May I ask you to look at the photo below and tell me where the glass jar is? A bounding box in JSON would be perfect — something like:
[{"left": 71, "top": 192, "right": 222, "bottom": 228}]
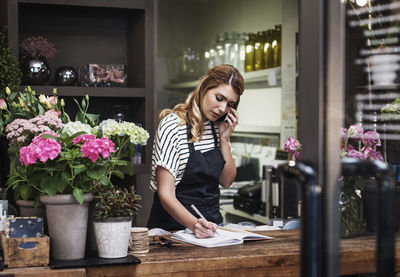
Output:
[
  {"left": 215, "top": 33, "right": 225, "bottom": 65},
  {"left": 224, "top": 32, "right": 233, "bottom": 65},
  {"left": 340, "top": 178, "right": 365, "bottom": 238}
]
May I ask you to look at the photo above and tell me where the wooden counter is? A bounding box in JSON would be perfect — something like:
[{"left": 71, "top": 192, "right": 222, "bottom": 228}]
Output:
[
  {"left": 86, "top": 230, "right": 400, "bottom": 277},
  {"left": 1, "top": 230, "right": 399, "bottom": 277}
]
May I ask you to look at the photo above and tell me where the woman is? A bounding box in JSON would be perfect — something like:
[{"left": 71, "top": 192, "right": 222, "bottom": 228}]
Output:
[{"left": 147, "top": 64, "right": 244, "bottom": 238}]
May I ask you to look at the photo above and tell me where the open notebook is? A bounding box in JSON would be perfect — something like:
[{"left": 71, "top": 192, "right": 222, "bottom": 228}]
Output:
[{"left": 171, "top": 228, "right": 273, "bottom": 248}]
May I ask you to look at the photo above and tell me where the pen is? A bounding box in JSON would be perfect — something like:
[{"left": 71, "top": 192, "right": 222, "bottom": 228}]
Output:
[
  {"left": 190, "top": 204, "right": 206, "bottom": 220},
  {"left": 190, "top": 204, "right": 240, "bottom": 233}
]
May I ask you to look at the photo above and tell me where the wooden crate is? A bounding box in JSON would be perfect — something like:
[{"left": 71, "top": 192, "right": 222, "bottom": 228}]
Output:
[{"left": 1, "top": 235, "right": 49, "bottom": 268}]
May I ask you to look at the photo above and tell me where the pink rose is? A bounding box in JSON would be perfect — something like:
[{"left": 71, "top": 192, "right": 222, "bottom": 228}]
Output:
[
  {"left": 347, "top": 124, "right": 364, "bottom": 141},
  {"left": 362, "top": 131, "right": 381, "bottom": 147},
  {"left": 347, "top": 149, "right": 365, "bottom": 160}
]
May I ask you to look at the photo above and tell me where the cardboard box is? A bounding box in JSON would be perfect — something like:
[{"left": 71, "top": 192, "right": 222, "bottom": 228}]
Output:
[{"left": 1, "top": 235, "right": 49, "bottom": 268}]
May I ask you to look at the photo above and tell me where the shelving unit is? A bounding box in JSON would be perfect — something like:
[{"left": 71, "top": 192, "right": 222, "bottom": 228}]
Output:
[
  {"left": 1, "top": 0, "right": 156, "bottom": 174},
  {"left": 163, "top": 67, "right": 281, "bottom": 91}
]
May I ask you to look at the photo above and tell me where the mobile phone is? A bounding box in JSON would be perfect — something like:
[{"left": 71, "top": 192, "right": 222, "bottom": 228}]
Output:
[{"left": 217, "top": 113, "right": 228, "bottom": 122}]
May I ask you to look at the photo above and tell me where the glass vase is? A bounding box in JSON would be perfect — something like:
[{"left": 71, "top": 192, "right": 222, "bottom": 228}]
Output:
[{"left": 339, "top": 190, "right": 365, "bottom": 238}]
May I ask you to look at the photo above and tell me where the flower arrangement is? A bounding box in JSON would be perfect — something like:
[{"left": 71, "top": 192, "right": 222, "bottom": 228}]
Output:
[
  {"left": 20, "top": 36, "right": 56, "bottom": 59},
  {"left": 283, "top": 124, "right": 383, "bottom": 237},
  {"left": 3, "top": 87, "right": 149, "bottom": 208}
]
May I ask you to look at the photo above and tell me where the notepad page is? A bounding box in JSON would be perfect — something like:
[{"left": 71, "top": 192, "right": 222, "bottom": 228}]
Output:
[{"left": 171, "top": 229, "right": 273, "bottom": 248}]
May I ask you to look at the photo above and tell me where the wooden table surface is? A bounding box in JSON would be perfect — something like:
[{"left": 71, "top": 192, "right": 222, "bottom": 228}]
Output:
[
  {"left": 1, "top": 230, "right": 399, "bottom": 277},
  {"left": 86, "top": 229, "right": 400, "bottom": 277}
]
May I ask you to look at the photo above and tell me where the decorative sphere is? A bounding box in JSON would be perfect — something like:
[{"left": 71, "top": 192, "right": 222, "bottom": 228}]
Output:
[
  {"left": 55, "top": 66, "right": 77, "bottom": 86},
  {"left": 23, "top": 58, "right": 51, "bottom": 85}
]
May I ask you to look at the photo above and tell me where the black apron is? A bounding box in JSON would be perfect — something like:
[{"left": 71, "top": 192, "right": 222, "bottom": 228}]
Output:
[{"left": 147, "top": 123, "right": 226, "bottom": 231}]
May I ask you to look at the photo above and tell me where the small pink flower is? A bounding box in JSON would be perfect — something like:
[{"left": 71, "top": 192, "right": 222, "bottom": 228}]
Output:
[
  {"left": 48, "top": 96, "right": 58, "bottom": 106},
  {"left": 0, "top": 99, "right": 6, "bottom": 110}
]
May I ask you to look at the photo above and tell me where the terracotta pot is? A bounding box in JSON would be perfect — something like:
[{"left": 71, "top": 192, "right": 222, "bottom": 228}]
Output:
[
  {"left": 40, "top": 193, "right": 93, "bottom": 261},
  {"left": 93, "top": 216, "right": 132, "bottom": 258}
]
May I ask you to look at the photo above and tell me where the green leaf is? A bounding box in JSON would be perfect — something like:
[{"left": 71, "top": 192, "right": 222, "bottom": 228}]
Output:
[
  {"left": 87, "top": 167, "right": 106, "bottom": 179},
  {"left": 19, "top": 184, "right": 32, "bottom": 200},
  {"left": 73, "top": 188, "right": 84, "bottom": 204},
  {"left": 112, "top": 169, "right": 125, "bottom": 180},
  {"left": 41, "top": 178, "right": 58, "bottom": 196},
  {"left": 86, "top": 113, "right": 100, "bottom": 122},
  {"left": 56, "top": 180, "right": 67, "bottom": 194},
  {"left": 74, "top": 165, "right": 87, "bottom": 176},
  {"left": 99, "top": 175, "right": 112, "bottom": 186},
  {"left": 75, "top": 112, "right": 86, "bottom": 124},
  {"left": 113, "top": 160, "right": 129, "bottom": 166}
]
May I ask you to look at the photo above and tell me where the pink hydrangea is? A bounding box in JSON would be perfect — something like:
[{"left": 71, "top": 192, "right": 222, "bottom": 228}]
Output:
[
  {"left": 72, "top": 134, "right": 96, "bottom": 145},
  {"left": 19, "top": 133, "right": 61, "bottom": 166},
  {"left": 80, "top": 137, "right": 115, "bottom": 163}
]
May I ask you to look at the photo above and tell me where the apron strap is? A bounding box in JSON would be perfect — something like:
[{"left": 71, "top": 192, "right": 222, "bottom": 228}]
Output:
[
  {"left": 186, "top": 122, "right": 219, "bottom": 153},
  {"left": 186, "top": 124, "right": 195, "bottom": 154},
  {"left": 210, "top": 122, "right": 218, "bottom": 148}
]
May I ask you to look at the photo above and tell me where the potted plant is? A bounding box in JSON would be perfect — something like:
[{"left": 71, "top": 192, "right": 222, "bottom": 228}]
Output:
[
  {"left": 284, "top": 124, "right": 384, "bottom": 238},
  {"left": 92, "top": 183, "right": 141, "bottom": 258},
  {"left": 20, "top": 36, "right": 56, "bottom": 85}
]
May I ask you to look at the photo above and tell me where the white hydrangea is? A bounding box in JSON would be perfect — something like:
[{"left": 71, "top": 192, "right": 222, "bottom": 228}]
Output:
[
  {"left": 62, "top": 121, "right": 92, "bottom": 136},
  {"left": 99, "top": 119, "right": 149, "bottom": 145}
]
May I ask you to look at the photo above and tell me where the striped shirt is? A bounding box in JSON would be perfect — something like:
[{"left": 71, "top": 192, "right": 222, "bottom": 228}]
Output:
[{"left": 150, "top": 113, "right": 222, "bottom": 191}]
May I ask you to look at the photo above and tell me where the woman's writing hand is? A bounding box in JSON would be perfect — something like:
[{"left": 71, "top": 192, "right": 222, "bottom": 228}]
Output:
[
  {"left": 218, "top": 108, "right": 238, "bottom": 141},
  {"left": 193, "top": 218, "right": 217, "bottom": 238}
]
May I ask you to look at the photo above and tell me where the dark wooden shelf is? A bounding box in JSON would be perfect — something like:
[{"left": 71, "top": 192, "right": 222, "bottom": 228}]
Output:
[
  {"left": 18, "top": 86, "right": 146, "bottom": 97},
  {"left": 18, "top": 0, "right": 147, "bottom": 9}
]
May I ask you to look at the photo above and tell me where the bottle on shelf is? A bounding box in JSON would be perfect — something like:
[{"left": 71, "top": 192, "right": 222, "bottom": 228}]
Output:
[
  {"left": 272, "top": 24, "right": 282, "bottom": 67},
  {"left": 254, "top": 31, "right": 264, "bottom": 71},
  {"left": 263, "top": 30, "right": 274, "bottom": 69},
  {"left": 245, "top": 33, "right": 256, "bottom": 72}
]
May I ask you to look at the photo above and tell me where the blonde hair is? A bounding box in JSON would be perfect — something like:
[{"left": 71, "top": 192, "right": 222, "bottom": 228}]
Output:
[{"left": 160, "top": 64, "right": 244, "bottom": 142}]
